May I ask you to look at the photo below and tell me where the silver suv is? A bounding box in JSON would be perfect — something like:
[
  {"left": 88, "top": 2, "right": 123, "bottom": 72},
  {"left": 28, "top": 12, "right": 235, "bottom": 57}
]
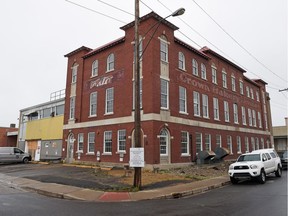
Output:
[{"left": 228, "top": 149, "right": 282, "bottom": 184}]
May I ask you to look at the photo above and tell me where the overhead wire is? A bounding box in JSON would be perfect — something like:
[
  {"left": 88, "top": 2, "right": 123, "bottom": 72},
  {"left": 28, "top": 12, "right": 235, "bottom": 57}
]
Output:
[
  {"left": 191, "top": 0, "right": 287, "bottom": 84},
  {"left": 156, "top": 0, "right": 286, "bottom": 90},
  {"left": 65, "top": 0, "right": 126, "bottom": 24}
]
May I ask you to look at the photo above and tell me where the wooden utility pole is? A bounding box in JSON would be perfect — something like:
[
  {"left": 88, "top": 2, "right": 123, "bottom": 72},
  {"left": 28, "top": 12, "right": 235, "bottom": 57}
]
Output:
[{"left": 133, "top": 0, "right": 142, "bottom": 189}]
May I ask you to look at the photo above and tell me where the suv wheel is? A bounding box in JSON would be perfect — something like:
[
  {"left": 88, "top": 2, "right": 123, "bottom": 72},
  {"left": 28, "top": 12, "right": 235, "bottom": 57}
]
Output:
[
  {"left": 257, "top": 170, "right": 266, "bottom": 184},
  {"left": 275, "top": 165, "right": 282, "bottom": 177}
]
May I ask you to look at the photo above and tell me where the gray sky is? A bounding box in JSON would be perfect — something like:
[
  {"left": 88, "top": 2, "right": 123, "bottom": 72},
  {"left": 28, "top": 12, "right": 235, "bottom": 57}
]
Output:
[{"left": 0, "top": 0, "right": 287, "bottom": 127}]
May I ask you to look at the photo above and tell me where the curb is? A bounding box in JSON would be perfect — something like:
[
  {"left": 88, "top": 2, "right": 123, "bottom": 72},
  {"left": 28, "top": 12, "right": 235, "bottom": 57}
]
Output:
[{"left": 153, "top": 180, "right": 231, "bottom": 200}]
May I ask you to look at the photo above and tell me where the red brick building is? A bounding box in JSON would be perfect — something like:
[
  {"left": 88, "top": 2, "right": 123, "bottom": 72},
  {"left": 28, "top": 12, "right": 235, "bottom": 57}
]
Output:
[
  {"left": 0, "top": 124, "right": 18, "bottom": 147},
  {"left": 62, "top": 12, "right": 273, "bottom": 165}
]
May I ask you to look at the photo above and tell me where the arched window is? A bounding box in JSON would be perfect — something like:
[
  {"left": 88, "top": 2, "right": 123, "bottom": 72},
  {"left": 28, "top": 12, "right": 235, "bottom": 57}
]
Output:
[
  {"left": 192, "top": 59, "right": 198, "bottom": 76},
  {"left": 160, "top": 35, "right": 168, "bottom": 62},
  {"left": 178, "top": 52, "right": 185, "bottom": 70},
  {"left": 92, "top": 60, "right": 98, "bottom": 77},
  {"left": 107, "top": 53, "right": 114, "bottom": 72},
  {"left": 159, "top": 129, "right": 168, "bottom": 156}
]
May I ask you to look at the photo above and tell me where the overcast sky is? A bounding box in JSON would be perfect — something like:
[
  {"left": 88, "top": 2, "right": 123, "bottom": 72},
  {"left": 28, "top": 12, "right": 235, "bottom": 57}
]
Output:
[{"left": 0, "top": 0, "right": 287, "bottom": 127}]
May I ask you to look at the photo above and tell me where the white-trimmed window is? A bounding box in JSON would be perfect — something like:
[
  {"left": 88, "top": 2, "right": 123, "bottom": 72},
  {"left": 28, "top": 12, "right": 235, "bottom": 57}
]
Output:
[
  {"left": 104, "top": 131, "right": 112, "bottom": 154},
  {"left": 71, "top": 64, "right": 78, "bottom": 83},
  {"left": 212, "top": 65, "right": 217, "bottom": 84},
  {"left": 262, "top": 91, "right": 266, "bottom": 104},
  {"left": 239, "top": 80, "right": 244, "bottom": 95},
  {"left": 69, "top": 96, "right": 75, "bottom": 119},
  {"left": 245, "top": 136, "right": 249, "bottom": 153},
  {"left": 92, "top": 60, "right": 98, "bottom": 77},
  {"left": 255, "top": 137, "right": 259, "bottom": 150},
  {"left": 202, "top": 94, "right": 209, "bottom": 118},
  {"left": 193, "top": 91, "right": 201, "bottom": 116},
  {"left": 160, "top": 35, "right": 168, "bottom": 62},
  {"left": 231, "top": 75, "right": 236, "bottom": 91},
  {"left": 117, "top": 130, "right": 126, "bottom": 152},
  {"left": 224, "top": 101, "right": 229, "bottom": 122},
  {"left": 179, "top": 86, "right": 187, "bottom": 113},
  {"left": 181, "top": 131, "right": 189, "bottom": 155},
  {"left": 246, "top": 86, "right": 250, "bottom": 98},
  {"left": 161, "top": 79, "right": 169, "bottom": 109},
  {"left": 233, "top": 103, "right": 239, "bottom": 124},
  {"left": 213, "top": 98, "right": 219, "bottom": 120},
  {"left": 252, "top": 110, "right": 257, "bottom": 127},
  {"left": 248, "top": 108, "right": 252, "bottom": 126},
  {"left": 261, "top": 138, "right": 265, "bottom": 149},
  {"left": 105, "top": 87, "right": 114, "bottom": 114},
  {"left": 107, "top": 53, "right": 114, "bottom": 72},
  {"left": 250, "top": 88, "right": 254, "bottom": 99},
  {"left": 77, "top": 133, "right": 84, "bottom": 152},
  {"left": 192, "top": 59, "right": 198, "bottom": 76},
  {"left": 201, "top": 63, "right": 207, "bottom": 79},
  {"left": 89, "top": 92, "right": 97, "bottom": 117},
  {"left": 178, "top": 52, "right": 185, "bottom": 70},
  {"left": 222, "top": 70, "right": 227, "bottom": 88},
  {"left": 205, "top": 134, "right": 211, "bottom": 151},
  {"left": 256, "top": 91, "right": 260, "bottom": 102},
  {"left": 251, "top": 137, "right": 255, "bottom": 151},
  {"left": 227, "top": 135, "right": 233, "bottom": 154},
  {"left": 264, "top": 114, "right": 268, "bottom": 130},
  {"left": 241, "top": 106, "right": 246, "bottom": 125},
  {"left": 237, "top": 136, "right": 241, "bottom": 154},
  {"left": 258, "top": 112, "right": 262, "bottom": 128},
  {"left": 159, "top": 129, "right": 168, "bottom": 155},
  {"left": 216, "top": 135, "right": 222, "bottom": 147},
  {"left": 88, "top": 132, "right": 95, "bottom": 154},
  {"left": 195, "top": 133, "right": 203, "bottom": 153}
]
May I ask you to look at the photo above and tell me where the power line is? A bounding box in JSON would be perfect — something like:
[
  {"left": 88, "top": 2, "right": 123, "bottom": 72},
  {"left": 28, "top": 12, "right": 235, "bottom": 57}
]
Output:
[
  {"left": 96, "top": 0, "right": 134, "bottom": 16},
  {"left": 156, "top": 0, "right": 286, "bottom": 89},
  {"left": 191, "top": 0, "right": 288, "bottom": 84},
  {"left": 65, "top": 0, "right": 126, "bottom": 24}
]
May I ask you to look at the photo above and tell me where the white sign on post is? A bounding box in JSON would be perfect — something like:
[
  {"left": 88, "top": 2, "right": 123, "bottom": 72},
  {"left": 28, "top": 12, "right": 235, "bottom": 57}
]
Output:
[{"left": 129, "top": 147, "right": 145, "bottom": 167}]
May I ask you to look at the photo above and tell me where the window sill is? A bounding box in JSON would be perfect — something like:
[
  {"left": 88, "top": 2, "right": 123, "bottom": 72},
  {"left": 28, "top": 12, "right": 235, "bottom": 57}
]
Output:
[
  {"left": 102, "top": 153, "right": 112, "bottom": 156},
  {"left": 89, "top": 115, "right": 97, "bottom": 118},
  {"left": 86, "top": 153, "right": 95, "bottom": 156},
  {"left": 181, "top": 154, "right": 191, "bottom": 157},
  {"left": 76, "top": 150, "right": 83, "bottom": 154},
  {"left": 116, "top": 151, "right": 126, "bottom": 154},
  {"left": 160, "top": 107, "right": 169, "bottom": 111},
  {"left": 179, "top": 111, "right": 188, "bottom": 115},
  {"left": 104, "top": 112, "right": 114, "bottom": 116}
]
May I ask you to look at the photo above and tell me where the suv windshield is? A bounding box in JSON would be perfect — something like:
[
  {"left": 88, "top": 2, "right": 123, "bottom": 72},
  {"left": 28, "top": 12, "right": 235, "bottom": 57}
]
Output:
[{"left": 237, "top": 154, "right": 260, "bottom": 162}]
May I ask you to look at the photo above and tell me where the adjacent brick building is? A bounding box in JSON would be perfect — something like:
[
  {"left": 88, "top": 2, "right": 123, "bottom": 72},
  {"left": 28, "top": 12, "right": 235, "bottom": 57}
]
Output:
[
  {"left": 0, "top": 124, "right": 18, "bottom": 147},
  {"left": 62, "top": 12, "right": 273, "bottom": 166}
]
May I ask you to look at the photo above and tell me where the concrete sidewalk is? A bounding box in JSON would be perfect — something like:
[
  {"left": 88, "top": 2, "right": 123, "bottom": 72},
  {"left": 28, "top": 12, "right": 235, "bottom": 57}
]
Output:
[{"left": 0, "top": 173, "right": 230, "bottom": 202}]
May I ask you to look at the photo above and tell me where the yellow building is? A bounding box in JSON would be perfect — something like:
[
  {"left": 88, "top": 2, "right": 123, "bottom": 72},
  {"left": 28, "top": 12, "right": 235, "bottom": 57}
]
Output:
[{"left": 18, "top": 90, "right": 65, "bottom": 161}]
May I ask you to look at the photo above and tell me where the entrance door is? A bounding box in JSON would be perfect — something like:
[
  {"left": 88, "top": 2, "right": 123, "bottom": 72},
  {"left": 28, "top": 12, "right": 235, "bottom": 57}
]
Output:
[
  {"left": 67, "top": 133, "right": 75, "bottom": 163},
  {"left": 159, "top": 129, "right": 170, "bottom": 164},
  {"left": 27, "top": 140, "right": 38, "bottom": 161}
]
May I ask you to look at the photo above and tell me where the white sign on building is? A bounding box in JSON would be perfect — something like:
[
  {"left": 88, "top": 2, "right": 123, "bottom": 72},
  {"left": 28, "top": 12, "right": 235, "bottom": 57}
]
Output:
[{"left": 129, "top": 147, "right": 145, "bottom": 167}]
